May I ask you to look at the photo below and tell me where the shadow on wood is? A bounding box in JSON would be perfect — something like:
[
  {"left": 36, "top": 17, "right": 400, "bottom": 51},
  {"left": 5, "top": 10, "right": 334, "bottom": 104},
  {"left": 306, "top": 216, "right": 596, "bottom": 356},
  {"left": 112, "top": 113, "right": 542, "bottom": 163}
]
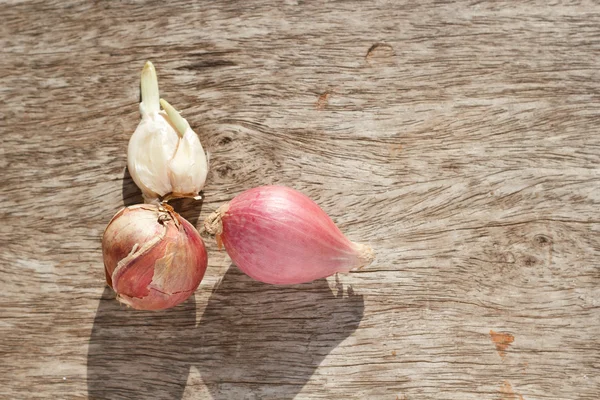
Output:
[
  {"left": 193, "top": 265, "right": 364, "bottom": 399},
  {"left": 121, "top": 167, "right": 143, "bottom": 207},
  {"left": 87, "top": 287, "right": 197, "bottom": 400},
  {"left": 121, "top": 167, "right": 204, "bottom": 227},
  {"left": 168, "top": 196, "right": 204, "bottom": 229},
  {"left": 87, "top": 266, "right": 364, "bottom": 399}
]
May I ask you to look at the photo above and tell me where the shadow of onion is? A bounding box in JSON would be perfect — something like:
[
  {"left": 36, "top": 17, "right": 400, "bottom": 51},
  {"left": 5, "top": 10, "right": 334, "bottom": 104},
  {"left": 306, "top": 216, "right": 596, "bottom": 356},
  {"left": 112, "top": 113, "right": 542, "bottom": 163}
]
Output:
[
  {"left": 192, "top": 265, "right": 364, "bottom": 399},
  {"left": 87, "top": 266, "right": 364, "bottom": 399},
  {"left": 87, "top": 287, "right": 197, "bottom": 400}
]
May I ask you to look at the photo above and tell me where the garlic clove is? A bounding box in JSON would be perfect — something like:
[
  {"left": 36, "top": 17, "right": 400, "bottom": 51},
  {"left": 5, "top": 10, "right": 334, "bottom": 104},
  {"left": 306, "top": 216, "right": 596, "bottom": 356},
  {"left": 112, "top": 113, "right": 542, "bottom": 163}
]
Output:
[
  {"left": 127, "top": 115, "right": 180, "bottom": 201},
  {"left": 140, "top": 61, "right": 160, "bottom": 115},
  {"left": 160, "top": 98, "right": 188, "bottom": 138},
  {"left": 128, "top": 62, "right": 180, "bottom": 201},
  {"left": 127, "top": 63, "right": 209, "bottom": 203},
  {"left": 161, "top": 99, "right": 209, "bottom": 198}
]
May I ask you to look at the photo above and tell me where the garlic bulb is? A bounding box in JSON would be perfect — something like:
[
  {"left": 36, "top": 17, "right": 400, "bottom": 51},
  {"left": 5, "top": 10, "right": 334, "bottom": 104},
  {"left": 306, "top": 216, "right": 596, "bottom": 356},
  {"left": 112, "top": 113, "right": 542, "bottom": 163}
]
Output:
[
  {"left": 128, "top": 61, "right": 208, "bottom": 204},
  {"left": 102, "top": 204, "right": 208, "bottom": 310}
]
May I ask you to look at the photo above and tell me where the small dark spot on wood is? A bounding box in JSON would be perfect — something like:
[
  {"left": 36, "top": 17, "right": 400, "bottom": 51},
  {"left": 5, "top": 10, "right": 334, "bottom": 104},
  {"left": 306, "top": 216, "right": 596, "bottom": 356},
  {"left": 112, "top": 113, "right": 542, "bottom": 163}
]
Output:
[
  {"left": 217, "top": 165, "right": 233, "bottom": 178},
  {"left": 442, "top": 161, "right": 460, "bottom": 171},
  {"left": 365, "top": 42, "right": 395, "bottom": 61},
  {"left": 534, "top": 234, "right": 551, "bottom": 246},
  {"left": 176, "top": 60, "right": 237, "bottom": 71},
  {"left": 523, "top": 255, "right": 538, "bottom": 267},
  {"left": 219, "top": 136, "right": 233, "bottom": 145}
]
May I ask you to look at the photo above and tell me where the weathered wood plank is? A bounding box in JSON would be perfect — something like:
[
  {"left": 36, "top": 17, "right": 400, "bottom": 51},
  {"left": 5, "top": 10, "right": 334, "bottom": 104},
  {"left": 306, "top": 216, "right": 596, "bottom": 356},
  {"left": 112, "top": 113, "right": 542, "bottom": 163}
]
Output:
[{"left": 1, "top": 1, "right": 599, "bottom": 399}]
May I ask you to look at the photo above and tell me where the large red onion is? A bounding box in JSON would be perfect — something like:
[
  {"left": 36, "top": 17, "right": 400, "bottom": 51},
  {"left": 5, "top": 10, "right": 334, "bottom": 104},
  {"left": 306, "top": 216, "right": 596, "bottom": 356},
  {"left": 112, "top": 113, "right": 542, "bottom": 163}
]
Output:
[
  {"left": 102, "top": 204, "right": 208, "bottom": 310},
  {"left": 204, "top": 186, "right": 374, "bottom": 284}
]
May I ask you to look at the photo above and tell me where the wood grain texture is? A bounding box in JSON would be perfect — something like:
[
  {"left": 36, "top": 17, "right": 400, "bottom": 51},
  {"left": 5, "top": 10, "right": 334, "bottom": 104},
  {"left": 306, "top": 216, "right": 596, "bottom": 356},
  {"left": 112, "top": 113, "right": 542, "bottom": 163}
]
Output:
[{"left": 1, "top": 1, "right": 599, "bottom": 399}]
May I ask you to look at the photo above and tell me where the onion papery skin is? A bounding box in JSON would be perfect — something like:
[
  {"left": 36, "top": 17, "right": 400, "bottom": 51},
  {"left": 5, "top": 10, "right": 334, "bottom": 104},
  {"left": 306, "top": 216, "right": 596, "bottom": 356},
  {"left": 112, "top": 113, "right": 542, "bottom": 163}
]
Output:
[
  {"left": 102, "top": 204, "right": 208, "bottom": 310},
  {"left": 206, "top": 186, "right": 374, "bottom": 284}
]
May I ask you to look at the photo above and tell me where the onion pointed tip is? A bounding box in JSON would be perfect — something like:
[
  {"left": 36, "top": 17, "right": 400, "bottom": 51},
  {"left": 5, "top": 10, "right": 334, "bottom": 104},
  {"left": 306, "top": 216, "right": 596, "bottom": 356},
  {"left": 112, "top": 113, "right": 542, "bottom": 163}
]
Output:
[
  {"left": 352, "top": 243, "right": 375, "bottom": 271},
  {"left": 160, "top": 98, "right": 189, "bottom": 138}
]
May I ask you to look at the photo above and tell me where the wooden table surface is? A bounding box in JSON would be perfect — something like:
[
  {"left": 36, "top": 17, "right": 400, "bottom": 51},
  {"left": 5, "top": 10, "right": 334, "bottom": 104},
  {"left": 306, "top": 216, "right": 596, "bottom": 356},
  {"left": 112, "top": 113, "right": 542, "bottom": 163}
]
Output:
[{"left": 1, "top": 1, "right": 599, "bottom": 399}]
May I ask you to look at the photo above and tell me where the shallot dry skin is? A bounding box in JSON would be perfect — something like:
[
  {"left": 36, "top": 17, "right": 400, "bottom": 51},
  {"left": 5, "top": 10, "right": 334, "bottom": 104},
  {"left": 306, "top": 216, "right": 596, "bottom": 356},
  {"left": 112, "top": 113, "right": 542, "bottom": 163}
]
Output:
[
  {"left": 204, "top": 186, "right": 374, "bottom": 284},
  {"left": 103, "top": 204, "right": 208, "bottom": 310}
]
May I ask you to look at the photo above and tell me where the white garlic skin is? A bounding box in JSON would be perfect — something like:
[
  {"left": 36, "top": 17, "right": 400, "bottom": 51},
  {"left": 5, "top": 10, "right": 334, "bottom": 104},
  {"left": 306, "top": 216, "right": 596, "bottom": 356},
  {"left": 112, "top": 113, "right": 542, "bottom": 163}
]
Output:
[
  {"left": 127, "top": 61, "right": 208, "bottom": 203},
  {"left": 167, "top": 121, "right": 209, "bottom": 197},
  {"left": 127, "top": 109, "right": 208, "bottom": 202}
]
